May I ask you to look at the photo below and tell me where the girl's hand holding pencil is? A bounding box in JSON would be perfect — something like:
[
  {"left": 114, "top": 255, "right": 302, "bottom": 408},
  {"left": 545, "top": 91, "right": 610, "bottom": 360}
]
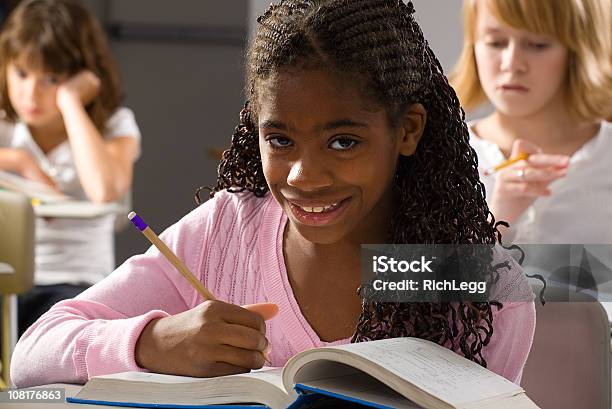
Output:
[
  {"left": 134, "top": 300, "right": 277, "bottom": 377},
  {"left": 129, "top": 212, "right": 278, "bottom": 377},
  {"left": 488, "top": 139, "right": 570, "bottom": 225}
]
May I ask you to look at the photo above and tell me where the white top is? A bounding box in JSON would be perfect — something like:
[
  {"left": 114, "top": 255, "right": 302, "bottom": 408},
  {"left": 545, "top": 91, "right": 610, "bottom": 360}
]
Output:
[
  {"left": 470, "top": 121, "right": 612, "bottom": 318},
  {"left": 469, "top": 121, "right": 612, "bottom": 244},
  {"left": 0, "top": 107, "right": 141, "bottom": 285}
]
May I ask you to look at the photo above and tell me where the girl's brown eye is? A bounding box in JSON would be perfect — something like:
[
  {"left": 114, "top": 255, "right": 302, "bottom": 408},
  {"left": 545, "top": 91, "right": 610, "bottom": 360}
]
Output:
[
  {"left": 268, "top": 136, "right": 292, "bottom": 149},
  {"left": 46, "top": 75, "right": 59, "bottom": 85},
  {"left": 330, "top": 137, "right": 358, "bottom": 151}
]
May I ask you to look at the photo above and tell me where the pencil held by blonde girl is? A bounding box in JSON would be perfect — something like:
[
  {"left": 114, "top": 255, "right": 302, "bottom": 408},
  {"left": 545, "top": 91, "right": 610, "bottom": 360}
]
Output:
[{"left": 482, "top": 152, "right": 528, "bottom": 176}]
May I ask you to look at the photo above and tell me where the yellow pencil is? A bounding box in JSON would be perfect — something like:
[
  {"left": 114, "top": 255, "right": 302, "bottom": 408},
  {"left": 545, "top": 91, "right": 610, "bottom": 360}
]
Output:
[
  {"left": 128, "top": 211, "right": 271, "bottom": 364},
  {"left": 128, "top": 211, "right": 216, "bottom": 301},
  {"left": 483, "top": 152, "right": 529, "bottom": 176}
]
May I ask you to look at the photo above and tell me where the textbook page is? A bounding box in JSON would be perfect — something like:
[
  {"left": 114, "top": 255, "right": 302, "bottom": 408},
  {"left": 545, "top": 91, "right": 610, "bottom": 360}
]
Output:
[
  {"left": 99, "top": 368, "right": 285, "bottom": 388},
  {"left": 70, "top": 368, "right": 293, "bottom": 409},
  {"left": 285, "top": 338, "right": 523, "bottom": 408}
]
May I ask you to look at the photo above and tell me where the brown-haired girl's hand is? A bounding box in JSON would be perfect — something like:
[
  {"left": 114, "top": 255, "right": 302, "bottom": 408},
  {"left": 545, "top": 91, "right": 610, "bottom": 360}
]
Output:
[
  {"left": 15, "top": 149, "right": 60, "bottom": 191},
  {"left": 134, "top": 300, "right": 278, "bottom": 377},
  {"left": 56, "top": 70, "right": 101, "bottom": 110},
  {"left": 489, "top": 139, "right": 569, "bottom": 225}
]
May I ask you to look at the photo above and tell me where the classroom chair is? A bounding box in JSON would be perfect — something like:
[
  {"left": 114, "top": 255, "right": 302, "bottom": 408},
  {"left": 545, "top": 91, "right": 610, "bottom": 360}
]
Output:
[
  {"left": 521, "top": 294, "right": 610, "bottom": 409},
  {"left": 0, "top": 190, "right": 35, "bottom": 389}
]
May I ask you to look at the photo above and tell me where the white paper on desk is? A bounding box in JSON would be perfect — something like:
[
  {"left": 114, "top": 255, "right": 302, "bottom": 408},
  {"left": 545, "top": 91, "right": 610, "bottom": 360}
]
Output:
[
  {"left": 0, "top": 170, "right": 70, "bottom": 202},
  {"left": 34, "top": 201, "right": 122, "bottom": 218},
  {"left": 0, "top": 262, "right": 15, "bottom": 274}
]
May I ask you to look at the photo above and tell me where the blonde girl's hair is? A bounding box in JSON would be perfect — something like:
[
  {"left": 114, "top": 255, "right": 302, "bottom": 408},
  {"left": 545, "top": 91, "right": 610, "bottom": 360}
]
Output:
[
  {"left": 450, "top": 0, "right": 612, "bottom": 122},
  {"left": 0, "top": 0, "right": 122, "bottom": 131}
]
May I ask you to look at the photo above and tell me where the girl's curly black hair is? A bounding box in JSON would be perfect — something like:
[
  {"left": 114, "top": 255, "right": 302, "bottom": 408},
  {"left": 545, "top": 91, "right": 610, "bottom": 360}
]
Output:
[{"left": 199, "top": 0, "right": 504, "bottom": 367}]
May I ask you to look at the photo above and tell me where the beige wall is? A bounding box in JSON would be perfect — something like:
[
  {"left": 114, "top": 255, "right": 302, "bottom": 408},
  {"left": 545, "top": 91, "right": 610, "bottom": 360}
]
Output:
[{"left": 83, "top": 0, "right": 248, "bottom": 265}]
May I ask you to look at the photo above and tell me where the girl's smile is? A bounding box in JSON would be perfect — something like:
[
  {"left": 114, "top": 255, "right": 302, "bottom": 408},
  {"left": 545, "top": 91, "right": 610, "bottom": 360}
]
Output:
[
  {"left": 256, "top": 68, "right": 423, "bottom": 246},
  {"left": 286, "top": 196, "right": 351, "bottom": 226}
]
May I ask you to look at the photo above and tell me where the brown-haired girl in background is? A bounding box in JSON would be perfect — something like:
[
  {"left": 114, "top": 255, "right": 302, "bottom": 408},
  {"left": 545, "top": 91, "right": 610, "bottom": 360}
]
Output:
[{"left": 0, "top": 0, "right": 141, "bottom": 334}]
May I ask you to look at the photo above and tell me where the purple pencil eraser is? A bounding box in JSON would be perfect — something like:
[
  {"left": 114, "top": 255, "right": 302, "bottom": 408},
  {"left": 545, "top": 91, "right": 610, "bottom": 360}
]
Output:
[{"left": 128, "top": 211, "right": 148, "bottom": 231}]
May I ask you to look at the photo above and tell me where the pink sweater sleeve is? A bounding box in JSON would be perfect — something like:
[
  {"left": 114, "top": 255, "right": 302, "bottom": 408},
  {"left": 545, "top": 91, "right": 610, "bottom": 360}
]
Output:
[
  {"left": 10, "top": 200, "right": 215, "bottom": 388},
  {"left": 480, "top": 246, "right": 537, "bottom": 384},
  {"left": 483, "top": 301, "right": 536, "bottom": 385}
]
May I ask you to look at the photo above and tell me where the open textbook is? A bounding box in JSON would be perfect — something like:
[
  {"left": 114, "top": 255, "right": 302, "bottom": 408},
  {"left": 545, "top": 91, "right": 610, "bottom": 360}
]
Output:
[
  {"left": 0, "top": 169, "right": 69, "bottom": 203},
  {"left": 0, "top": 170, "right": 121, "bottom": 218},
  {"left": 67, "top": 337, "right": 539, "bottom": 409}
]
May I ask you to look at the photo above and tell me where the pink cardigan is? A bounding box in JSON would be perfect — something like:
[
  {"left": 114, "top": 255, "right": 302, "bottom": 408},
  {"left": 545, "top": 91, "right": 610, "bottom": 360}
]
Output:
[{"left": 11, "top": 190, "right": 536, "bottom": 387}]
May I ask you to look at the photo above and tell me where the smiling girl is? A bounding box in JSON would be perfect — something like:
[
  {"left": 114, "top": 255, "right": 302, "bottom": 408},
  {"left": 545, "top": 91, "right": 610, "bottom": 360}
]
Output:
[
  {"left": 451, "top": 0, "right": 612, "bottom": 243},
  {"left": 11, "top": 0, "right": 534, "bottom": 388},
  {"left": 0, "top": 0, "right": 140, "bottom": 333}
]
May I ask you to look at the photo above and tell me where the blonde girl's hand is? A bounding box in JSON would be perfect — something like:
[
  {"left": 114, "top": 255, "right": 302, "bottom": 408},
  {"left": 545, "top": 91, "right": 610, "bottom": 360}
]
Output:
[
  {"left": 489, "top": 139, "right": 569, "bottom": 225},
  {"left": 135, "top": 301, "right": 279, "bottom": 377},
  {"left": 56, "top": 70, "right": 101, "bottom": 110}
]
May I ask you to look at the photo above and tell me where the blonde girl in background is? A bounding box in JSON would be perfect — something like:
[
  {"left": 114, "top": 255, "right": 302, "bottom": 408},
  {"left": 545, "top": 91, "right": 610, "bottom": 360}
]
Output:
[
  {"left": 451, "top": 0, "right": 612, "bottom": 245},
  {"left": 0, "top": 0, "right": 141, "bottom": 334}
]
